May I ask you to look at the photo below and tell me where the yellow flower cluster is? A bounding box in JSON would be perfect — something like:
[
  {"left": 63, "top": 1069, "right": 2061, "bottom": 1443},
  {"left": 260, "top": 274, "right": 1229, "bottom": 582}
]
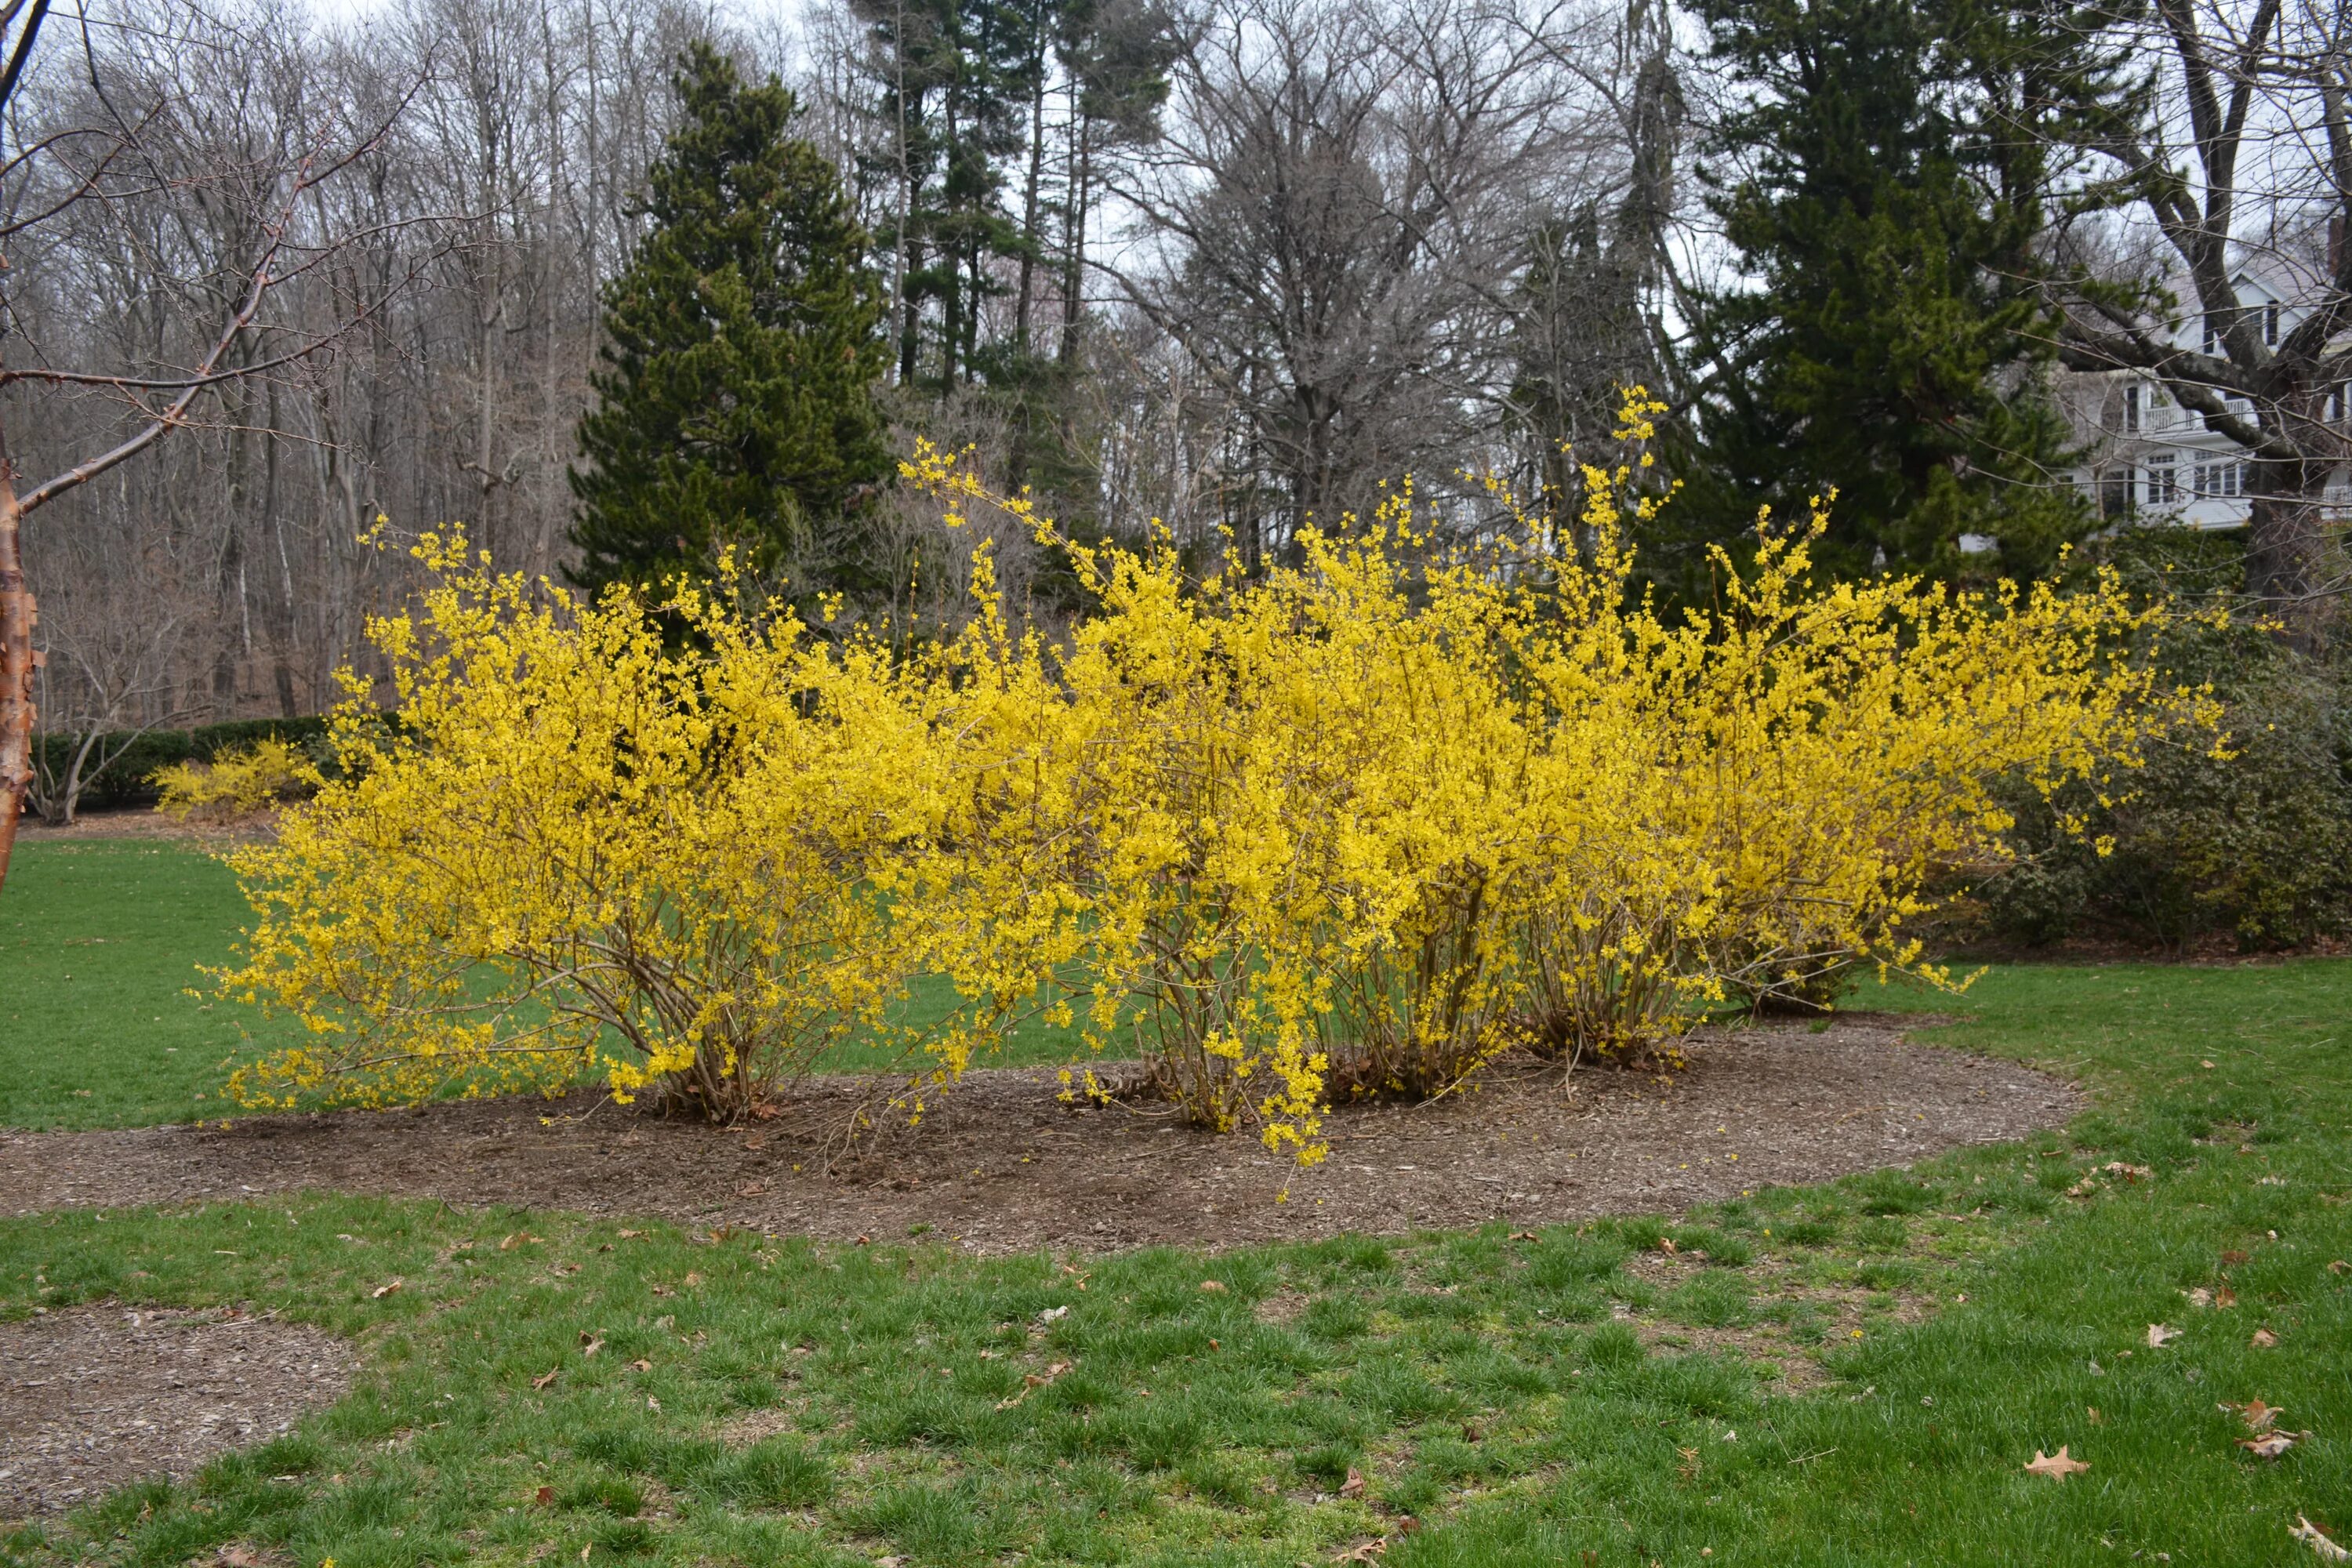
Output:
[
  {"left": 217, "top": 394, "right": 2213, "bottom": 1154},
  {"left": 152, "top": 737, "right": 314, "bottom": 822}
]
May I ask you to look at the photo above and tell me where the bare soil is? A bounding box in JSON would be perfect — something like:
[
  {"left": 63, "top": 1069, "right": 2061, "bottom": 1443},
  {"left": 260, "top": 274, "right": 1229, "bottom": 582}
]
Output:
[
  {"left": 0, "top": 1302, "right": 354, "bottom": 1522},
  {"left": 0, "top": 1016, "right": 2078, "bottom": 1253}
]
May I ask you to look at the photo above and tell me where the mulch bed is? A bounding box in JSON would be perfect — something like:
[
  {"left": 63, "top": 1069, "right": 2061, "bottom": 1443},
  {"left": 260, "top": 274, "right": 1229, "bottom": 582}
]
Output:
[
  {"left": 0, "top": 1303, "right": 354, "bottom": 1522},
  {"left": 0, "top": 1016, "right": 2079, "bottom": 1253}
]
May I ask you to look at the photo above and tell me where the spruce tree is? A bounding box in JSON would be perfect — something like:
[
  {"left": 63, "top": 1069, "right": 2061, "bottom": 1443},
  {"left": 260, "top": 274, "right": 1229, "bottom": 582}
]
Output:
[
  {"left": 1672, "top": 0, "right": 2120, "bottom": 586},
  {"left": 570, "top": 43, "right": 889, "bottom": 599}
]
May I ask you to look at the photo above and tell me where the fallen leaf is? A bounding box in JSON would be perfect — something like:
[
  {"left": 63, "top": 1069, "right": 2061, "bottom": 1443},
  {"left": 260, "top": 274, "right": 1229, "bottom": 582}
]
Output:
[
  {"left": 2086, "top": 1406, "right": 2103, "bottom": 1424},
  {"left": 1339, "top": 1467, "right": 1366, "bottom": 1497},
  {"left": 1508, "top": 1231, "right": 1538, "bottom": 1242},
  {"left": 1332, "top": 1540, "right": 1385, "bottom": 1563},
  {"left": 532, "top": 1367, "right": 559, "bottom": 1390},
  {"left": 1658, "top": 1236, "right": 1679, "bottom": 1255},
  {"left": 2103, "top": 1161, "right": 2153, "bottom": 1181},
  {"left": 1200, "top": 1279, "right": 1227, "bottom": 1293},
  {"left": 2146, "top": 1323, "right": 2180, "bottom": 1348},
  {"left": 2241, "top": 1429, "right": 2311, "bottom": 1460},
  {"left": 854, "top": 1234, "right": 872, "bottom": 1246},
  {"left": 535, "top": 1484, "right": 554, "bottom": 1505},
  {"left": 371, "top": 1279, "right": 403, "bottom": 1300},
  {"left": 217, "top": 1548, "right": 267, "bottom": 1568},
  {"left": 2292, "top": 1515, "right": 2351, "bottom": 1563},
  {"left": 2217, "top": 1284, "right": 2239, "bottom": 1308},
  {"left": 617, "top": 1229, "right": 644, "bottom": 1240},
  {"left": 1036, "top": 1305, "right": 1069, "bottom": 1324},
  {"left": 2328, "top": 1260, "right": 2349, "bottom": 1276},
  {"left": 2024, "top": 1446, "right": 2089, "bottom": 1481},
  {"left": 996, "top": 1359, "right": 1074, "bottom": 1408},
  {"left": 2065, "top": 1178, "right": 2099, "bottom": 1198},
  {"left": 650, "top": 1284, "right": 674, "bottom": 1298},
  {"left": 579, "top": 1335, "right": 604, "bottom": 1358},
  {"left": 2200, "top": 1059, "right": 2216, "bottom": 1069},
  {"left": 500, "top": 1232, "right": 539, "bottom": 1251},
  {"left": 2223, "top": 1250, "right": 2249, "bottom": 1265},
  {"left": 628, "top": 1357, "right": 652, "bottom": 1372},
  {"left": 2254, "top": 1327, "right": 2280, "bottom": 1348},
  {"left": 2227, "top": 1399, "right": 2284, "bottom": 1432},
  {"left": 647, "top": 1394, "right": 661, "bottom": 1411}
]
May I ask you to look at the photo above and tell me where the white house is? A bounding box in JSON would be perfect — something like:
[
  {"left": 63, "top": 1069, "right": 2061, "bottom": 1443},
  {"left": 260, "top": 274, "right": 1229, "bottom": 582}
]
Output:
[{"left": 2056, "top": 271, "right": 2351, "bottom": 532}]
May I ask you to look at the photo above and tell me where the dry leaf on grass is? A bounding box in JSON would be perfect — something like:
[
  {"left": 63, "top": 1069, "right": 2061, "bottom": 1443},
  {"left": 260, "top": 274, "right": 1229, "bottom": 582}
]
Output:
[
  {"left": 216, "top": 1548, "right": 268, "bottom": 1568},
  {"left": 1339, "top": 1467, "right": 1367, "bottom": 1497},
  {"left": 371, "top": 1279, "right": 403, "bottom": 1299},
  {"left": 2328, "top": 1260, "right": 2349, "bottom": 1276},
  {"left": 1332, "top": 1540, "right": 1386, "bottom": 1563},
  {"left": 2024, "top": 1446, "right": 2089, "bottom": 1481},
  {"left": 628, "top": 1357, "right": 652, "bottom": 1372},
  {"left": 2223, "top": 1399, "right": 2285, "bottom": 1433},
  {"left": 2292, "top": 1515, "right": 2351, "bottom": 1563},
  {"left": 532, "top": 1367, "right": 560, "bottom": 1390},
  {"left": 579, "top": 1331, "right": 604, "bottom": 1356},
  {"left": 1200, "top": 1279, "right": 1227, "bottom": 1293},
  {"left": 2146, "top": 1323, "right": 2180, "bottom": 1348},
  {"left": 499, "top": 1231, "right": 539, "bottom": 1251},
  {"left": 996, "top": 1359, "right": 1073, "bottom": 1409},
  {"left": 2103, "top": 1161, "right": 2153, "bottom": 1181},
  {"left": 2253, "top": 1327, "right": 2280, "bottom": 1348},
  {"left": 535, "top": 1485, "right": 554, "bottom": 1505},
  {"left": 2241, "top": 1430, "right": 2314, "bottom": 1461}
]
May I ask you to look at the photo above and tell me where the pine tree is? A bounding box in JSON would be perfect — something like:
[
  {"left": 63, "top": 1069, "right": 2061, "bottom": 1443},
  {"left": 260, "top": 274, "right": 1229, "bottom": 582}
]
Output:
[
  {"left": 1673, "top": 0, "right": 2119, "bottom": 586},
  {"left": 570, "top": 43, "right": 890, "bottom": 599}
]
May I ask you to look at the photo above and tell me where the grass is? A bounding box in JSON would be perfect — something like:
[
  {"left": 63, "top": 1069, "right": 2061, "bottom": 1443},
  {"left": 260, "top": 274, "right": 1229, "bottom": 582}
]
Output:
[
  {"left": 5, "top": 843, "right": 2351, "bottom": 1563},
  {"left": 0, "top": 838, "right": 1101, "bottom": 1131}
]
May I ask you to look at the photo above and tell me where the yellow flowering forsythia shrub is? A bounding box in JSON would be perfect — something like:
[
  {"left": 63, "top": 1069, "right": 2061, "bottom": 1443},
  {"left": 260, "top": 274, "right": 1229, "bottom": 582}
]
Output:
[
  {"left": 218, "top": 397, "right": 2214, "bottom": 1150},
  {"left": 900, "top": 403, "right": 2215, "bottom": 1160},
  {"left": 218, "top": 535, "right": 993, "bottom": 1119},
  {"left": 152, "top": 737, "right": 316, "bottom": 822}
]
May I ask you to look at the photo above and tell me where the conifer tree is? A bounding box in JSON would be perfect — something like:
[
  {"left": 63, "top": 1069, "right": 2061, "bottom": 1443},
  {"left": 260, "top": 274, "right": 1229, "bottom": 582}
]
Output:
[
  {"left": 1673, "top": 0, "right": 2123, "bottom": 585},
  {"left": 570, "top": 43, "right": 889, "bottom": 599}
]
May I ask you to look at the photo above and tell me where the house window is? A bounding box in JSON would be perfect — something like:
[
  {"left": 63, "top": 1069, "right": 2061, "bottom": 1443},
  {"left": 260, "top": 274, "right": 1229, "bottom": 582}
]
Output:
[
  {"left": 2124, "top": 384, "right": 2141, "bottom": 433},
  {"left": 2204, "top": 318, "right": 2218, "bottom": 354},
  {"left": 2146, "top": 455, "right": 2177, "bottom": 506},
  {"left": 2099, "top": 468, "right": 2132, "bottom": 519},
  {"left": 2332, "top": 384, "right": 2347, "bottom": 424},
  {"left": 2264, "top": 302, "right": 2279, "bottom": 346},
  {"left": 2196, "top": 460, "right": 2244, "bottom": 499}
]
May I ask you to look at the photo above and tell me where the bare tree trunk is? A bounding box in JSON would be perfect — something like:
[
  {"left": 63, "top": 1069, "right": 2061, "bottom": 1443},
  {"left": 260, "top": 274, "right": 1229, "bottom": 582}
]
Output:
[{"left": 0, "top": 463, "right": 35, "bottom": 888}]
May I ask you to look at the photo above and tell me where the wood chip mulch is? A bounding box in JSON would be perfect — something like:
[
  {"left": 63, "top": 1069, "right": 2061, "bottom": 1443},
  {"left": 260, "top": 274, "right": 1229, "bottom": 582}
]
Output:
[
  {"left": 0, "top": 1303, "right": 354, "bottom": 1522},
  {"left": 0, "top": 1015, "right": 2078, "bottom": 1254}
]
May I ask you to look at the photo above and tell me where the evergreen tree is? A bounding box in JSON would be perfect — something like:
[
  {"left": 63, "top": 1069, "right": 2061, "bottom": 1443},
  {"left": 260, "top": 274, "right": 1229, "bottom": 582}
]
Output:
[
  {"left": 1673, "top": 0, "right": 2122, "bottom": 586},
  {"left": 570, "top": 43, "right": 890, "bottom": 600}
]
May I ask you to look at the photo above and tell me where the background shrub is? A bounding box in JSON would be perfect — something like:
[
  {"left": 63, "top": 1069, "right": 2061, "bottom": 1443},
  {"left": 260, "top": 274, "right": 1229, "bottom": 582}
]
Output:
[{"left": 1975, "top": 531, "right": 2352, "bottom": 953}]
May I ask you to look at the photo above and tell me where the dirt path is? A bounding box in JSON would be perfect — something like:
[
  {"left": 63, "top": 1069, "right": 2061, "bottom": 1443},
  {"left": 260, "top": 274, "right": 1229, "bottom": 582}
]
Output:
[{"left": 0, "top": 1017, "right": 2079, "bottom": 1253}]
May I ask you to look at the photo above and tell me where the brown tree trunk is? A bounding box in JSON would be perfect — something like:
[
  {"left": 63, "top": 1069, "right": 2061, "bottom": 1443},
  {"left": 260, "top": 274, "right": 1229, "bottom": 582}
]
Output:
[
  {"left": 2244, "top": 456, "right": 2337, "bottom": 653},
  {"left": 0, "top": 463, "right": 36, "bottom": 895}
]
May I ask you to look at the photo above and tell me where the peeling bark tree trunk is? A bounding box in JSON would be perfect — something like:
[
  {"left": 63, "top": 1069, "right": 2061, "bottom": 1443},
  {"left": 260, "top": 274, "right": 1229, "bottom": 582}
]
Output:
[{"left": 0, "top": 463, "right": 37, "bottom": 893}]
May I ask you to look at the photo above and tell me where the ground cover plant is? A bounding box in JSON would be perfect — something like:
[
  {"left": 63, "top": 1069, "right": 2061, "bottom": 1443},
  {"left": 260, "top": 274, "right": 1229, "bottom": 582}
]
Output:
[{"left": 4, "top": 958, "right": 2347, "bottom": 1565}]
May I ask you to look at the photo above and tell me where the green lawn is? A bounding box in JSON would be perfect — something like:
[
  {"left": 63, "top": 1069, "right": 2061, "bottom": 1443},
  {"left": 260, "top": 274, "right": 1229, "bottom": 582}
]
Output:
[
  {"left": 5, "top": 844, "right": 2351, "bottom": 1564},
  {"left": 0, "top": 840, "right": 300, "bottom": 1130},
  {"left": 0, "top": 839, "right": 1098, "bottom": 1131}
]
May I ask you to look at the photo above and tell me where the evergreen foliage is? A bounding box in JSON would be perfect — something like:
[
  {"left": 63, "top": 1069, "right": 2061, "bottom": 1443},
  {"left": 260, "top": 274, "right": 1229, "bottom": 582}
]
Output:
[
  {"left": 1673, "top": 0, "right": 2132, "bottom": 586},
  {"left": 569, "top": 43, "right": 890, "bottom": 600}
]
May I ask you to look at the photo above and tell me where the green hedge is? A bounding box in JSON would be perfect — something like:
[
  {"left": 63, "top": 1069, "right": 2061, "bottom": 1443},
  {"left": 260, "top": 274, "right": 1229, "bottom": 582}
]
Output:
[{"left": 34, "top": 716, "right": 333, "bottom": 811}]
